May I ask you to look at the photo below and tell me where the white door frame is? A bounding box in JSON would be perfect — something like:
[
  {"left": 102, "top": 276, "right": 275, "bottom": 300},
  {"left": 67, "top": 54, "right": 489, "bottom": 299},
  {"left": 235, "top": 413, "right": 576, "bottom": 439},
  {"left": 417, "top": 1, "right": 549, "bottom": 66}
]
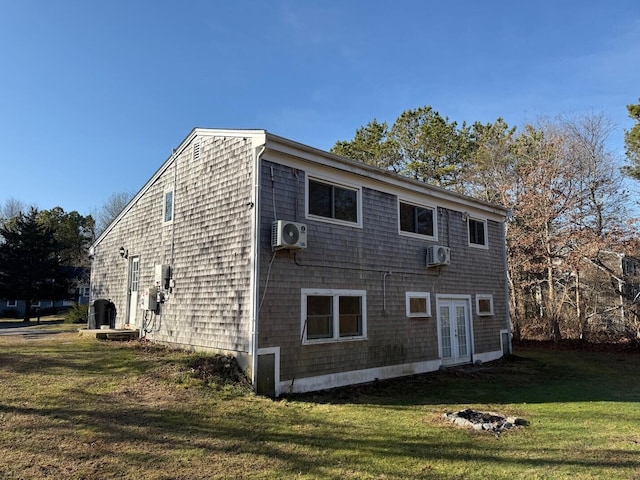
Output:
[
  {"left": 126, "top": 256, "right": 140, "bottom": 327},
  {"left": 435, "top": 294, "right": 474, "bottom": 365}
]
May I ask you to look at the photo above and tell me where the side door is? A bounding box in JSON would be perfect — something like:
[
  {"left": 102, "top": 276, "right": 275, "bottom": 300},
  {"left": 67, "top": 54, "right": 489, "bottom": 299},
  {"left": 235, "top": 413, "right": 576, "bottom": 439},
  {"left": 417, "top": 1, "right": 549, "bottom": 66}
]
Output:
[{"left": 127, "top": 256, "right": 140, "bottom": 327}]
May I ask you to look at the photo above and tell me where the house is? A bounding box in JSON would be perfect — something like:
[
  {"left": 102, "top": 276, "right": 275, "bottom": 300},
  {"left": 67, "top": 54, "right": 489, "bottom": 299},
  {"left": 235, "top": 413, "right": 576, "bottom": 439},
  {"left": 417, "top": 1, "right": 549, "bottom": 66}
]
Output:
[
  {"left": 89, "top": 128, "right": 510, "bottom": 396},
  {"left": 580, "top": 251, "right": 640, "bottom": 334},
  {"left": 1, "top": 267, "right": 90, "bottom": 318}
]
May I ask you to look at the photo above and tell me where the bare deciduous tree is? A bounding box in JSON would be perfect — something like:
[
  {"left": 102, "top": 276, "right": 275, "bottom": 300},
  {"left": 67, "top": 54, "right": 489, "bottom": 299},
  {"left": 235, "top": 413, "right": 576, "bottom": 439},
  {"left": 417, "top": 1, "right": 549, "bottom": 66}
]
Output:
[{"left": 94, "top": 192, "right": 133, "bottom": 236}]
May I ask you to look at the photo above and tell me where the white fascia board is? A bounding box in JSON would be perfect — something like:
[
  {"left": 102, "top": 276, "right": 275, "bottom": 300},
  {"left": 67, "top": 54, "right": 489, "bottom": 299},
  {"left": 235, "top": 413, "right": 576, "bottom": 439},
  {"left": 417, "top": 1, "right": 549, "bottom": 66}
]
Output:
[
  {"left": 92, "top": 128, "right": 266, "bottom": 248},
  {"left": 264, "top": 133, "right": 509, "bottom": 222}
]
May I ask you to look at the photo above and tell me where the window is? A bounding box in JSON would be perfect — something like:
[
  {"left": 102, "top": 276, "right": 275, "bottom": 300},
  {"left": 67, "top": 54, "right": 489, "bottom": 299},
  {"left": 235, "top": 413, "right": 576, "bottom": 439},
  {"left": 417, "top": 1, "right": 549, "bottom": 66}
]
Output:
[
  {"left": 163, "top": 190, "right": 174, "bottom": 223},
  {"left": 308, "top": 178, "right": 360, "bottom": 226},
  {"left": 302, "top": 289, "right": 367, "bottom": 343},
  {"left": 406, "top": 292, "right": 431, "bottom": 317},
  {"left": 476, "top": 294, "right": 494, "bottom": 316},
  {"left": 399, "top": 201, "right": 435, "bottom": 238},
  {"left": 7, "top": 300, "right": 17, "bottom": 307},
  {"left": 468, "top": 217, "right": 487, "bottom": 247},
  {"left": 81, "top": 286, "right": 90, "bottom": 297}
]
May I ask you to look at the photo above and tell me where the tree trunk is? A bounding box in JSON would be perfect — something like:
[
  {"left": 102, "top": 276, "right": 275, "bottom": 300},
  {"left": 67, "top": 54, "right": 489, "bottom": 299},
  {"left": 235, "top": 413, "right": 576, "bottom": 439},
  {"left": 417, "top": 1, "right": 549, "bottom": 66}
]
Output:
[
  {"left": 23, "top": 299, "right": 31, "bottom": 322},
  {"left": 577, "top": 271, "right": 587, "bottom": 340},
  {"left": 547, "top": 263, "right": 561, "bottom": 342}
]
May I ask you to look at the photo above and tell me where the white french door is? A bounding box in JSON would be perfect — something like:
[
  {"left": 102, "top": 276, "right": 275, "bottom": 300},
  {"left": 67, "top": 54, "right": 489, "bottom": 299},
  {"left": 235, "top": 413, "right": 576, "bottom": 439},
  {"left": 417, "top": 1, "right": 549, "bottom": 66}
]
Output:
[{"left": 437, "top": 297, "right": 472, "bottom": 365}]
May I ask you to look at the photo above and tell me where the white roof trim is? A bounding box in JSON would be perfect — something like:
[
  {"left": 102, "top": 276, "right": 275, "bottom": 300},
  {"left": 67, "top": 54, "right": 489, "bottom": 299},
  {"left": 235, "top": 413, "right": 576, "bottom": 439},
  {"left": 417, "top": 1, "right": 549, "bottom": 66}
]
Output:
[{"left": 264, "top": 133, "right": 509, "bottom": 220}]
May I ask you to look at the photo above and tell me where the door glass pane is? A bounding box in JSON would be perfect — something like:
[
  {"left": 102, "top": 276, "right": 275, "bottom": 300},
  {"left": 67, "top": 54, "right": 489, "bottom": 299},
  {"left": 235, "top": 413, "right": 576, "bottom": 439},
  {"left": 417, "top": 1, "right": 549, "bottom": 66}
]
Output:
[
  {"left": 307, "top": 295, "right": 332, "bottom": 339},
  {"left": 456, "top": 305, "right": 468, "bottom": 356},
  {"left": 440, "top": 305, "right": 452, "bottom": 358},
  {"left": 339, "top": 296, "right": 362, "bottom": 337},
  {"left": 131, "top": 259, "right": 139, "bottom": 292}
]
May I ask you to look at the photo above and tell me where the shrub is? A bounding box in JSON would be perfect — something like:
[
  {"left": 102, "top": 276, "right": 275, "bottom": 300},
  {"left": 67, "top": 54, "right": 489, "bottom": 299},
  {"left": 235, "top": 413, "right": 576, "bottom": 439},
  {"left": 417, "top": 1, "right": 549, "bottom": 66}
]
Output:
[{"left": 64, "top": 303, "right": 88, "bottom": 324}]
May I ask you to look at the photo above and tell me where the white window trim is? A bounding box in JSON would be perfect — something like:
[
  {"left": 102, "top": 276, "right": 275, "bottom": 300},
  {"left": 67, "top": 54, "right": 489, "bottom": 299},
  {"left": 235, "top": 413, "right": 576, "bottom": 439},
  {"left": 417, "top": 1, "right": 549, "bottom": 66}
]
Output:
[
  {"left": 7, "top": 300, "right": 17, "bottom": 307},
  {"left": 406, "top": 291, "right": 432, "bottom": 318},
  {"left": 301, "top": 288, "right": 367, "bottom": 344},
  {"left": 305, "top": 175, "right": 363, "bottom": 228},
  {"left": 468, "top": 216, "right": 489, "bottom": 249},
  {"left": 32, "top": 301, "right": 41, "bottom": 308},
  {"left": 163, "top": 189, "right": 174, "bottom": 224},
  {"left": 476, "top": 294, "right": 494, "bottom": 316},
  {"left": 81, "top": 286, "right": 90, "bottom": 297},
  {"left": 398, "top": 198, "right": 438, "bottom": 241}
]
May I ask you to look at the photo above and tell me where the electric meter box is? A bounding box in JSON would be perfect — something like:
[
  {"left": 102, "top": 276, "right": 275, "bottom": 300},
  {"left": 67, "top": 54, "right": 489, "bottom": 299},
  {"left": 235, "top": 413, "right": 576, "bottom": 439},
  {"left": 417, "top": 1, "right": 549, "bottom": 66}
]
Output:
[
  {"left": 155, "top": 264, "right": 171, "bottom": 289},
  {"left": 142, "top": 286, "right": 158, "bottom": 311}
]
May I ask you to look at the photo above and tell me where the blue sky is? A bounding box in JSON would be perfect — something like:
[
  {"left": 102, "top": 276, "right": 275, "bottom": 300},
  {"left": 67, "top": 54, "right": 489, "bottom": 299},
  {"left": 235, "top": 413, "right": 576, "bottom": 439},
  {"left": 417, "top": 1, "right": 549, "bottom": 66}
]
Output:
[{"left": 1, "top": 0, "right": 639, "bottom": 217}]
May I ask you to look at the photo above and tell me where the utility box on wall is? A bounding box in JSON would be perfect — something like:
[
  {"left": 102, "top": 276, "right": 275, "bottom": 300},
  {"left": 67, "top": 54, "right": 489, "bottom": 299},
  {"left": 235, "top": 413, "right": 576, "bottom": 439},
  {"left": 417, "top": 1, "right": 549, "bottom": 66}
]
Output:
[
  {"left": 141, "top": 286, "right": 158, "bottom": 311},
  {"left": 155, "top": 264, "right": 171, "bottom": 289}
]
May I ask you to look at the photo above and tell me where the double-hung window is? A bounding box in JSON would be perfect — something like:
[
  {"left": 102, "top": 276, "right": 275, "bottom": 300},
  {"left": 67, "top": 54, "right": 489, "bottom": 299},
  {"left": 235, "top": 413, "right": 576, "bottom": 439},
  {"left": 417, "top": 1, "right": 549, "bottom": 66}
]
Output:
[
  {"left": 399, "top": 200, "right": 436, "bottom": 239},
  {"left": 307, "top": 177, "right": 361, "bottom": 226},
  {"left": 468, "top": 217, "right": 488, "bottom": 248},
  {"left": 302, "top": 289, "right": 367, "bottom": 343}
]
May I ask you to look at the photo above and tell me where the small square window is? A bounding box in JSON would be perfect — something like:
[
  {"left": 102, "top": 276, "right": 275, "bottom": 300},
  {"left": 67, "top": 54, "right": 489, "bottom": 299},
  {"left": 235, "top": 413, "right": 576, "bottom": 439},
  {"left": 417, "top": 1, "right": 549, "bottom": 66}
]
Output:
[
  {"left": 7, "top": 300, "right": 17, "bottom": 307},
  {"left": 468, "top": 218, "right": 487, "bottom": 247},
  {"left": 476, "top": 295, "right": 494, "bottom": 316},
  {"left": 406, "top": 292, "right": 431, "bottom": 317}
]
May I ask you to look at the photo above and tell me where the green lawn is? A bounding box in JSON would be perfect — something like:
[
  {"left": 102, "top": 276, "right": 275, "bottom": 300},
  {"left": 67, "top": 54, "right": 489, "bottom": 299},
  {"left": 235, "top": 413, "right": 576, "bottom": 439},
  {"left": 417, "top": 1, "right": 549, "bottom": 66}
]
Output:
[{"left": 0, "top": 330, "right": 638, "bottom": 479}]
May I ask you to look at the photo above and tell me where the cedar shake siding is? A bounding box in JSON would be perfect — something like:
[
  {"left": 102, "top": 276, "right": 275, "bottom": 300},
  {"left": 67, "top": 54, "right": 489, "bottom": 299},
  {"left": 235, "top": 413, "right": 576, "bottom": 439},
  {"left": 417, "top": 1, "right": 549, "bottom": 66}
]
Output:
[{"left": 90, "top": 128, "right": 509, "bottom": 396}]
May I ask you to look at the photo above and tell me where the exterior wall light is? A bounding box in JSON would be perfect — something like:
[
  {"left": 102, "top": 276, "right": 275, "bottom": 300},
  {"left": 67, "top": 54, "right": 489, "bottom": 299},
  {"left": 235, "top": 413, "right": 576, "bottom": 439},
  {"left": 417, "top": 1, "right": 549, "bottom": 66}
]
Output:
[{"left": 119, "top": 247, "right": 128, "bottom": 259}]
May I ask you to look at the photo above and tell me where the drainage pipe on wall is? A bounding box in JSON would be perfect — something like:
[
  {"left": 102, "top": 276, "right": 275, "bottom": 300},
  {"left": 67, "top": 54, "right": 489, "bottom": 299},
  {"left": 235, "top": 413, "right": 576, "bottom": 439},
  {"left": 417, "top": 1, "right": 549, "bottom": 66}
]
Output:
[{"left": 250, "top": 141, "right": 267, "bottom": 392}]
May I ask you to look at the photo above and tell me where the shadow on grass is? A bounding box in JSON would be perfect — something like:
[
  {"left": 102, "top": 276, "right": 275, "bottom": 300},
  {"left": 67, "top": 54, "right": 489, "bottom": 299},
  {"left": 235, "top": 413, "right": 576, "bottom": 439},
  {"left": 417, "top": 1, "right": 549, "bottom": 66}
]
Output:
[
  {"left": 1, "top": 338, "right": 640, "bottom": 478},
  {"left": 1, "top": 394, "right": 639, "bottom": 478},
  {"left": 285, "top": 341, "right": 640, "bottom": 407}
]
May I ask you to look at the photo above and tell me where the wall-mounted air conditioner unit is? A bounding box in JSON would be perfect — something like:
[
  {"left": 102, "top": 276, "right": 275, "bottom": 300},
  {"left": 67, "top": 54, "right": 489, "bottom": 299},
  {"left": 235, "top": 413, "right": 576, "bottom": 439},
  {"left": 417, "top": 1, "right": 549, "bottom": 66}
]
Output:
[
  {"left": 426, "top": 245, "right": 451, "bottom": 267},
  {"left": 272, "top": 220, "right": 307, "bottom": 250}
]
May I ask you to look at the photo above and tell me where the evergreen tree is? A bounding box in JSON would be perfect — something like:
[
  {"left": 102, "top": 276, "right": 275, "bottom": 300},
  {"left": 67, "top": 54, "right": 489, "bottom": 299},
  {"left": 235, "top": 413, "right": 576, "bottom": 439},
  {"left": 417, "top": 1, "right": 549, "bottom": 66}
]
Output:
[
  {"left": 623, "top": 99, "right": 640, "bottom": 180},
  {"left": 0, "top": 208, "right": 71, "bottom": 321}
]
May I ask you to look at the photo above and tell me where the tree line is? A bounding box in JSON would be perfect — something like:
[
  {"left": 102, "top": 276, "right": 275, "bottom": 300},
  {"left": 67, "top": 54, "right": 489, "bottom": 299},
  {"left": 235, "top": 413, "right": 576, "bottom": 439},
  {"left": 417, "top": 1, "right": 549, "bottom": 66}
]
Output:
[
  {"left": 332, "top": 102, "right": 640, "bottom": 344},
  {"left": 0, "top": 193, "right": 131, "bottom": 322}
]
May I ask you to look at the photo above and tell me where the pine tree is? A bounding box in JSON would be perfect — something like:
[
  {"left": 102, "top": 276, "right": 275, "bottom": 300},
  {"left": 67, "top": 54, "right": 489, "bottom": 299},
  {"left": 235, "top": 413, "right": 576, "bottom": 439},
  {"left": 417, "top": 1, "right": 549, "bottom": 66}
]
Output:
[{"left": 0, "top": 208, "right": 72, "bottom": 321}]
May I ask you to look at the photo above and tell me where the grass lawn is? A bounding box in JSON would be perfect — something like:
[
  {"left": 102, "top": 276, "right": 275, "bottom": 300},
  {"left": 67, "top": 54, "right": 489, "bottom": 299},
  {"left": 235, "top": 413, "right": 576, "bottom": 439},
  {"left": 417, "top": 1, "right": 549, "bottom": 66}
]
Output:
[{"left": 0, "top": 330, "right": 639, "bottom": 480}]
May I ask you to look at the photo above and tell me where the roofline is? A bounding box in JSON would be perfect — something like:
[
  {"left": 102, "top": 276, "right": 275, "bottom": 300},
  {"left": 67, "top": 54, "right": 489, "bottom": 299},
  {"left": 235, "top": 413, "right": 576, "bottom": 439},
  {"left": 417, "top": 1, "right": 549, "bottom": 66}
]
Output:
[
  {"left": 264, "top": 132, "right": 509, "bottom": 218},
  {"left": 92, "top": 128, "right": 266, "bottom": 248},
  {"left": 92, "top": 127, "right": 509, "bottom": 249}
]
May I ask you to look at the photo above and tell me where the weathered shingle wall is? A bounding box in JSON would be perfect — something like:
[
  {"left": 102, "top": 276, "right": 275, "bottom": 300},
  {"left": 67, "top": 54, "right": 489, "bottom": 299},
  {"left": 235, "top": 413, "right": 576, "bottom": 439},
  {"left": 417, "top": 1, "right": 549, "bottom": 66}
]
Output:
[
  {"left": 257, "top": 160, "right": 507, "bottom": 382},
  {"left": 91, "top": 135, "right": 255, "bottom": 355}
]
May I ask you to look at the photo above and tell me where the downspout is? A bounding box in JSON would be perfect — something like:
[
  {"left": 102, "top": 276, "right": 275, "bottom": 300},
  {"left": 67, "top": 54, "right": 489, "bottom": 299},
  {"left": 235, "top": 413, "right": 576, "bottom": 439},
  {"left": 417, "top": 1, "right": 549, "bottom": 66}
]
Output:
[{"left": 250, "top": 141, "right": 266, "bottom": 392}]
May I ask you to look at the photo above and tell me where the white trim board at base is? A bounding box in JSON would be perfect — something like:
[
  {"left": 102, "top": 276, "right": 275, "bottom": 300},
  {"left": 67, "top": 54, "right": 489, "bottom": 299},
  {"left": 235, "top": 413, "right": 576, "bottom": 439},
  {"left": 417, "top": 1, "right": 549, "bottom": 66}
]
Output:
[{"left": 278, "top": 358, "right": 442, "bottom": 396}]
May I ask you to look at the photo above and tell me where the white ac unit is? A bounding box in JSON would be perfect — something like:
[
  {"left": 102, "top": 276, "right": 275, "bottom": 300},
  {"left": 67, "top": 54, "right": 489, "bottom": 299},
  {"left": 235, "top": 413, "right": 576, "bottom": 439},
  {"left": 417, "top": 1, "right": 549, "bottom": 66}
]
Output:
[
  {"left": 272, "top": 220, "right": 307, "bottom": 250},
  {"left": 426, "top": 245, "right": 451, "bottom": 267}
]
